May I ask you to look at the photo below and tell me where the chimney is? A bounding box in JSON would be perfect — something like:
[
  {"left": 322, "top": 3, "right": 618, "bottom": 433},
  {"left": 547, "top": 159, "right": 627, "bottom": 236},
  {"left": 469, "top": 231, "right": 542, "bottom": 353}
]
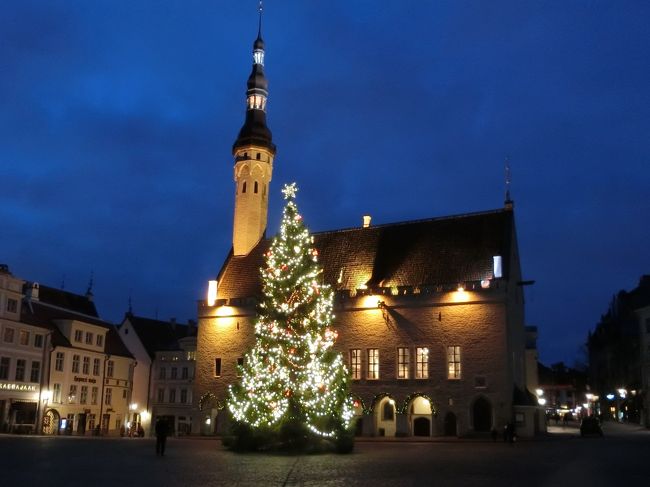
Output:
[
  {"left": 363, "top": 215, "right": 372, "bottom": 228},
  {"left": 27, "top": 282, "right": 40, "bottom": 302}
]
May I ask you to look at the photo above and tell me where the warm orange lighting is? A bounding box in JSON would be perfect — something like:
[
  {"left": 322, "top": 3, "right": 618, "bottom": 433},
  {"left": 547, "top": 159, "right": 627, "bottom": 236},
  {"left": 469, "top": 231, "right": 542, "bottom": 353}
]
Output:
[
  {"left": 215, "top": 306, "right": 236, "bottom": 317},
  {"left": 207, "top": 280, "right": 218, "bottom": 306},
  {"left": 360, "top": 295, "right": 383, "bottom": 309},
  {"left": 457, "top": 284, "right": 465, "bottom": 292}
]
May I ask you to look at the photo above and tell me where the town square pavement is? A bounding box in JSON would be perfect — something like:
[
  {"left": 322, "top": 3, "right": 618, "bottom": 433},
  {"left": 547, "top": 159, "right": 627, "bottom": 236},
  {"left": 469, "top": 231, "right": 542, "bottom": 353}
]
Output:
[{"left": 1, "top": 421, "right": 648, "bottom": 486}]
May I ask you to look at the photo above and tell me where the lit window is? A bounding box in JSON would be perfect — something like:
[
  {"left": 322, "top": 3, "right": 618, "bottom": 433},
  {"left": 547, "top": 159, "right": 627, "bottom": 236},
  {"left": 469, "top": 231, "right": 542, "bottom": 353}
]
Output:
[
  {"left": 397, "top": 347, "right": 409, "bottom": 379},
  {"left": 416, "top": 347, "right": 429, "bottom": 379},
  {"left": 493, "top": 256, "right": 503, "bottom": 278},
  {"left": 367, "top": 349, "right": 379, "bottom": 380},
  {"left": 19, "top": 330, "right": 30, "bottom": 346},
  {"left": 350, "top": 349, "right": 361, "bottom": 380},
  {"left": 447, "top": 346, "right": 461, "bottom": 379},
  {"left": 69, "top": 384, "right": 77, "bottom": 403}
]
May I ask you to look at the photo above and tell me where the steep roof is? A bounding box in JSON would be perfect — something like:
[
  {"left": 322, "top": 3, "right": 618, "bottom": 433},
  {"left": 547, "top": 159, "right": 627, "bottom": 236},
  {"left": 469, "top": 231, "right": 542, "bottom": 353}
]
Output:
[
  {"left": 20, "top": 300, "right": 133, "bottom": 358},
  {"left": 34, "top": 285, "right": 99, "bottom": 317},
  {"left": 217, "top": 208, "right": 515, "bottom": 300},
  {"left": 122, "top": 314, "right": 194, "bottom": 360}
]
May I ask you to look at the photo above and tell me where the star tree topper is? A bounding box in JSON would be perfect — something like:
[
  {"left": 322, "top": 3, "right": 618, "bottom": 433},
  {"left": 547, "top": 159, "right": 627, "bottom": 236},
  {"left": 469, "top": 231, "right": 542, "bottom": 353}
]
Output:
[{"left": 281, "top": 182, "right": 298, "bottom": 200}]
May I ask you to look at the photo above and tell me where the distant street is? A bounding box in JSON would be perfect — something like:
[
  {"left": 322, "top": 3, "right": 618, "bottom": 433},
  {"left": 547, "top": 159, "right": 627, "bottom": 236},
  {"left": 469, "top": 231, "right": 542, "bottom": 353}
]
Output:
[{"left": 1, "top": 422, "right": 648, "bottom": 486}]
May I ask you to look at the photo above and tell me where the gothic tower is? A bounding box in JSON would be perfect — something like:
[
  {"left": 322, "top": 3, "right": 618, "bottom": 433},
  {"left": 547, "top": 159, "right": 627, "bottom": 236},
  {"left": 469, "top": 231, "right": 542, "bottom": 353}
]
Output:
[{"left": 231, "top": 8, "right": 276, "bottom": 256}]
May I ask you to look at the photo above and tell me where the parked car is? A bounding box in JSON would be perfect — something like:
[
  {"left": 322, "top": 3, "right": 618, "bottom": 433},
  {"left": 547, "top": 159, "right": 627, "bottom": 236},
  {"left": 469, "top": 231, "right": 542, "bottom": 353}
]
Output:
[{"left": 580, "top": 416, "right": 603, "bottom": 437}]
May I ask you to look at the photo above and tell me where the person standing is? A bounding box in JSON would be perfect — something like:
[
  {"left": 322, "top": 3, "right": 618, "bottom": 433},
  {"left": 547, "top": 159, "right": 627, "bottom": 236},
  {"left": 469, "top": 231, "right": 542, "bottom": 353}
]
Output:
[{"left": 155, "top": 417, "right": 169, "bottom": 456}]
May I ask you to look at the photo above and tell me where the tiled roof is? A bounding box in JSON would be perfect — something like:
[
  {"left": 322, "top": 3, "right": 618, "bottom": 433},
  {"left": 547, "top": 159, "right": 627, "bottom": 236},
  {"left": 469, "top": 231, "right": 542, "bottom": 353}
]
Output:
[
  {"left": 20, "top": 300, "right": 133, "bottom": 358},
  {"left": 216, "top": 208, "right": 515, "bottom": 299},
  {"left": 33, "top": 285, "right": 99, "bottom": 317},
  {"left": 123, "top": 314, "right": 193, "bottom": 360}
]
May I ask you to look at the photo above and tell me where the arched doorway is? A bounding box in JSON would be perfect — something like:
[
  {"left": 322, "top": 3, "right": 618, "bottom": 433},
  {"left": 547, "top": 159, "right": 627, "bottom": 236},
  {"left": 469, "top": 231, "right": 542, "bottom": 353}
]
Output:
[
  {"left": 408, "top": 396, "right": 433, "bottom": 436},
  {"left": 472, "top": 397, "right": 492, "bottom": 432},
  {"left": 42, "top": 409, "right": 60, "bottom": 435},
  {"left": 375, "top": 396, "right": 396, "bottom": 437},
  {"left": 443, "top": 412, "right": 457, "bottom": 436}
]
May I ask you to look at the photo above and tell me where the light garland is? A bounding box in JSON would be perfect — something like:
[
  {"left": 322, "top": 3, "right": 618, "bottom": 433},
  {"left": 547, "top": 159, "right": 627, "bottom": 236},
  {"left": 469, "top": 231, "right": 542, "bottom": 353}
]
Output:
[{"left": 228, "top": 183, "right": 353, "bottom": 440}]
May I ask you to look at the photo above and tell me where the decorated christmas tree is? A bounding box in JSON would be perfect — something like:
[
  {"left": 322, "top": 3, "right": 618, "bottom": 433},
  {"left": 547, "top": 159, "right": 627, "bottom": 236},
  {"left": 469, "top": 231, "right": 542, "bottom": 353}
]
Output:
[{"left": 228, "top": 183, "right": 354, "bottom": 450}]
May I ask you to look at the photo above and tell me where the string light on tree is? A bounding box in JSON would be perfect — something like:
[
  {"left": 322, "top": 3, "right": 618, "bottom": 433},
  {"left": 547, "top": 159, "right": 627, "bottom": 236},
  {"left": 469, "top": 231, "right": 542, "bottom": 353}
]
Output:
[{"left": 228, "top": 183, "right": 353, "bottom": 441}]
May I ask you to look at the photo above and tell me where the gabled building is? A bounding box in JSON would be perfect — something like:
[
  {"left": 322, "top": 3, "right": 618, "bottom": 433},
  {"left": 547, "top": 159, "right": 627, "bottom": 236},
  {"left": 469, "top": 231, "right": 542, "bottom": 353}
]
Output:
[
  {"left": 195, "top": 12, "right": 536, "bottom": 437},
  {"left": 118, "top": 314, "right": 197, "bottom": 436},
  {"left": 20, "top": 282, "right": 134, "bottom": 436}
]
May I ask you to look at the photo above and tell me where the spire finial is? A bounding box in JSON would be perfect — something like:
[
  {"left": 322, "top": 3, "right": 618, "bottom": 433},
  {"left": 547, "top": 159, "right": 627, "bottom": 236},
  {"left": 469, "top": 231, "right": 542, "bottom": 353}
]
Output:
[
  {"left": 504, "top": 156, "right": 514, "bottom": 209},
  {"left": 127, "top": 292, "right": 133, "bottom": 315},
  {"left": 86, "top": 271, "right": 94, "bottom": 297},
  {"left": 258, "top": 1, "right": 263, "bottom": 38}
]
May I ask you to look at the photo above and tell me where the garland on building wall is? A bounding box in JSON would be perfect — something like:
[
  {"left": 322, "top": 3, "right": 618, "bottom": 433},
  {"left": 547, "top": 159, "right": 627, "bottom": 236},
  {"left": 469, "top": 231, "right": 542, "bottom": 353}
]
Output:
[
  {"left": 199, "top": 392, "right": 225, "bottom": 411},
  {"left": 228, "top": 183, "right": 354, "bottom": 440}
]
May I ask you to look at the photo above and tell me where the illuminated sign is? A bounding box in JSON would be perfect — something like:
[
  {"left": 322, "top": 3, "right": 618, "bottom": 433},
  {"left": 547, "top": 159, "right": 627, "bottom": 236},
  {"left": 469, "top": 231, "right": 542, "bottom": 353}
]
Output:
[{"left": 0, "top": 382, "right": 37, "bottom": 392}]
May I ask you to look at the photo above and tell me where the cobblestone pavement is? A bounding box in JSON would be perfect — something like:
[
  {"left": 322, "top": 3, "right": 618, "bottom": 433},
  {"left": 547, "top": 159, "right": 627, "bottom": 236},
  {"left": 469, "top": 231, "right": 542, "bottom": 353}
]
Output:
[{"left": 1, "top": 422, "right": 648, "bottom": 486}]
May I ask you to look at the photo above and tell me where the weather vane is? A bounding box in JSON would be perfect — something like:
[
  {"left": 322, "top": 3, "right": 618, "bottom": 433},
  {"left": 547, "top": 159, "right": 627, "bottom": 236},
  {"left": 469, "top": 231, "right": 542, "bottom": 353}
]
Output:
[{"left": 505, "top": 157, "right": 512, "bottom": 202}]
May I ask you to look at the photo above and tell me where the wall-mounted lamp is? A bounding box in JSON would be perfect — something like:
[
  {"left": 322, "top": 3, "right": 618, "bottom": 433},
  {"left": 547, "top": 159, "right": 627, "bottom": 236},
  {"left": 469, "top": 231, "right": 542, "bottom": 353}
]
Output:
[{"left": 207, "top": 280, "right": 218, "bottom": 307}]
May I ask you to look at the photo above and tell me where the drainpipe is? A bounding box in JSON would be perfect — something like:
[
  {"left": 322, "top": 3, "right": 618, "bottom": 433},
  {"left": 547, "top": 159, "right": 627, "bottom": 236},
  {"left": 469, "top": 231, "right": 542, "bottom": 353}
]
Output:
[{"left": 98, "top": 354, "right": 110, "bottom": 435}]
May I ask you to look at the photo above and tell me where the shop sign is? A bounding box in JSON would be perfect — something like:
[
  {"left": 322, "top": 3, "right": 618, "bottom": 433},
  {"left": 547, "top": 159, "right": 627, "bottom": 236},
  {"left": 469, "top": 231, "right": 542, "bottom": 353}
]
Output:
[
  {"left": 73, "top": 376, "right": 97, "bottom": 384},
  {"left": 0, "top": 382, "right": 37, "bottom": 392}
]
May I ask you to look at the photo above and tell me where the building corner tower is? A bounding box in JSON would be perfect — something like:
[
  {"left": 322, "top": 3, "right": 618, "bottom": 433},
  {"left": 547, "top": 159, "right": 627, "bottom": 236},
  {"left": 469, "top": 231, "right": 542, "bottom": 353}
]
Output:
[{"left": 231, "top": 6, "right": 276, "bottom": 257}]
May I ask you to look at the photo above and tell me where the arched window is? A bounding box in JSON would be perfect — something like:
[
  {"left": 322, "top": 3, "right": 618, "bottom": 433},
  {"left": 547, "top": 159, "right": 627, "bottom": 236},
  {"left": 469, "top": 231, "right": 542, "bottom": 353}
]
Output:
[
  {"left": 242, "top": 181, "right": 247, "bottom": 194},
  {"left": 382, "top": 401, "right": 394, "bottom": 421},
  {"left": 254, "top": 181, "right": 258, "bottom": 194}
]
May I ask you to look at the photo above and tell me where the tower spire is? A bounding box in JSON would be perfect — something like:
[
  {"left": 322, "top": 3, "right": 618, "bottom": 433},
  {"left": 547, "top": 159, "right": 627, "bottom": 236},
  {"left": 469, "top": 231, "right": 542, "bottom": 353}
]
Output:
[
  {"left": 504, "top": 157, "right": 514, "bottom": 210},
  {"left": 230, "top": 3, "right": 276, "bottom": 256}
]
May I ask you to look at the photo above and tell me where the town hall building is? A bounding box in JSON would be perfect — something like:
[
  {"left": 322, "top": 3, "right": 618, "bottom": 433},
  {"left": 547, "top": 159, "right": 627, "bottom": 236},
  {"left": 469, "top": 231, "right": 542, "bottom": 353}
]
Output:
[{"left": 195, "top": 13, "right": 539, "bottom": 438}]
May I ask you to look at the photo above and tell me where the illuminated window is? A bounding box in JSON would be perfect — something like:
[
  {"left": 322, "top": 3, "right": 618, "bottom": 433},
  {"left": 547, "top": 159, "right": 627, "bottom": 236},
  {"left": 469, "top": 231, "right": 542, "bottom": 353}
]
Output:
[
  {"left": 30, "top": 361, "right": 40, "bottom": 383},
  {"left": 55, "top": 352, "right": 64, "bottom": 371},
  {"left": 350, "top": 349, "right": 362, "bottom": 380},
  {"left": 367, "top": 349, "right": 379, "bottom": 380},
  {"left": 493, "top": 256, "right": 503, "bottom": 278},
  {"left": 0, "top": 357, "right": 9, "bottom": 380},
  {"left": 82, "top": 356, "right": 90, "bottom": 375},
  {"left": 72, "top": 355, "right": 80, "bottom": 373},
  {"left": 19, "top": 330, "right": 30, "bottom": 346},
  {"left": 53, "top": 383, "right": 62, "bottom": 403},
  {"left": 214, "top": 358, "right": 222, "bottom": 377},
  {"left": 107, "top": 360, "right": 114, "bottom": 378},
  {"left": 397, "top": 347, "right": 409, "bottom": 379},
  {"left": 416, "top": 347, "right": 429, "bottom": 379},
  {"left": 447, "top": 346, "right": 461, "bottom": 379},
  {"left": 69, "top": 384, "right": 77, "bottom": 403}
]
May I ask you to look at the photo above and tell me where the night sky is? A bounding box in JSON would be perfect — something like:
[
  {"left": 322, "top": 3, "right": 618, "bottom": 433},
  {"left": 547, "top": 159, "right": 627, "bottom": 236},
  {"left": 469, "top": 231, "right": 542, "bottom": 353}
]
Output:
[{"left": 2, "top": 1, "right": 649, "bottom": 366}]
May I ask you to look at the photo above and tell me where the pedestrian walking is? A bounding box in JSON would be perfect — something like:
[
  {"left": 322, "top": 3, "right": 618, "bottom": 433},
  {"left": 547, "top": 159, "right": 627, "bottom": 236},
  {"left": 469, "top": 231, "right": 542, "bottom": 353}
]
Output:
[{"left": 155, "top": 417, "right": 169, "bottom": 456}]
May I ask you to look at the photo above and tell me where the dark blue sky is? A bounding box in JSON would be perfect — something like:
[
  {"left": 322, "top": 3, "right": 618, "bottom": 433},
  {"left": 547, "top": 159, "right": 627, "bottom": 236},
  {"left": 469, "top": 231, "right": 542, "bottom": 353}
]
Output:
[{"left": 2, "top": 1, "right": 649, "bottom": 366}]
